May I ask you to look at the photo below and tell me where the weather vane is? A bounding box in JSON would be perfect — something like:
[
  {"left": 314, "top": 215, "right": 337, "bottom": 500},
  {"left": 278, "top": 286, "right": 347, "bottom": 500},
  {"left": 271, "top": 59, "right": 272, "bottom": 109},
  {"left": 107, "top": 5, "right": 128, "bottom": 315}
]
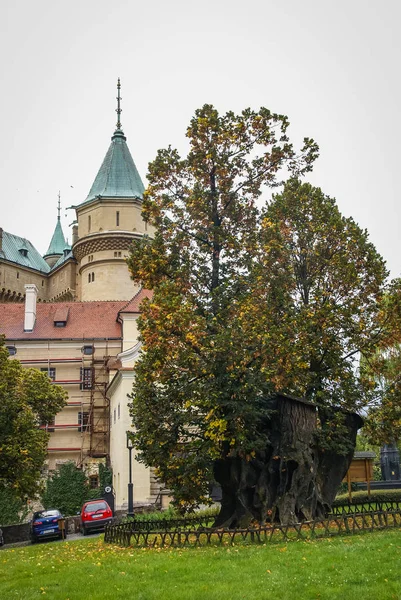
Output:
[{"left": 116, "top": 78, "right": 122, "bottom": 130}]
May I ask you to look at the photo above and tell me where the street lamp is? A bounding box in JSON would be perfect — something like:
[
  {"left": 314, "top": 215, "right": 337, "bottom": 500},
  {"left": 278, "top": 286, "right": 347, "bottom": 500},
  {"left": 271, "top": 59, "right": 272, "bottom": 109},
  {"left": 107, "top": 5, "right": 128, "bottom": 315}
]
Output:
[{"left": 126, "top": 432, "right": 134, "bottom": 518}]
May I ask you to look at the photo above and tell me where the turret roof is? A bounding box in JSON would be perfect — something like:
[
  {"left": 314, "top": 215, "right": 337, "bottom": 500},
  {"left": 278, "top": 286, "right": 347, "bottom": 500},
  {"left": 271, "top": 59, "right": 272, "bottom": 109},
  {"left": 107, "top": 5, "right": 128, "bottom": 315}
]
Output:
[
  {"left": 44, "top": 218, "right": 66, "bottom": 258},
  {"left": 79, "top": 80, "right": 145, "bottom": 207}
]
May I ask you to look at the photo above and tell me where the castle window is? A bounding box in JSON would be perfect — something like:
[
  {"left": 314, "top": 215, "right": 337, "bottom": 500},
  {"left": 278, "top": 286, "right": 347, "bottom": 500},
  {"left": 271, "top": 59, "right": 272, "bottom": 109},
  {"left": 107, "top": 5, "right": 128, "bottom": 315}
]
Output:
[
  {"left": 116, "top": 211, "right": 120, "bottom": 226},
  {"left": 42, "top": 280, "right": 44, "bottom": 287},
  {"left": 41, "top": 367, "right": 56, "bottom": 381},
  {"left": 17, "top": 272, "right": 19, "bottom": 279},
  {"left": 92, "top": 272, "right": 95, "bottom": 282},
  {"left": 78, "top": 411, "right": 91, "bottom": 432},
  {"left": 88, "top": 215, "right": 91, "bottom": 232},
  {"left": 80, "top": 367, "right": 93, "bottom": 390},
  {"left": 89, "top": 474, "right": 99, "bottom": 489},
  {"left": 118, "top": 403, "right": 120, "bottom": 420},
  {"left": 88, "top": 273, "right": 91, "bottom": 283}
]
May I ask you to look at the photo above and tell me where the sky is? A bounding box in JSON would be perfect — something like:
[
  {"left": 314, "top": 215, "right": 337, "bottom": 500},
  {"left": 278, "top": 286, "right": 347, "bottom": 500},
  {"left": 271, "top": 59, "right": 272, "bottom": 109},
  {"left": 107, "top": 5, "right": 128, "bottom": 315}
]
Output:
[{"left": 0, "top": 0, "right": 400, "bottom": 276}]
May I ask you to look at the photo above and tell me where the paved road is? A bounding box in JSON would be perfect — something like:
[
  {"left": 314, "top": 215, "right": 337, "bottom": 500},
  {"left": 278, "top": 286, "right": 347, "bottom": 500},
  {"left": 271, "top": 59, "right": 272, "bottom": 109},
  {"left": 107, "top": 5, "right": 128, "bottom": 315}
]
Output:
[{"left": 1, "top": 531, "right": 102, "bottom": 550}]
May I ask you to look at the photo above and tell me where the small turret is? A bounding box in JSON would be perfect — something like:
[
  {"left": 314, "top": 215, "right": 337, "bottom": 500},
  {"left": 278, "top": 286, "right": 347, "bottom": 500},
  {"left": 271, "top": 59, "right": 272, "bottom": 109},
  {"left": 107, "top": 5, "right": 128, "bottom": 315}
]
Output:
[{"left": 44, "top": 192, "right": 67, "bottom": 267}]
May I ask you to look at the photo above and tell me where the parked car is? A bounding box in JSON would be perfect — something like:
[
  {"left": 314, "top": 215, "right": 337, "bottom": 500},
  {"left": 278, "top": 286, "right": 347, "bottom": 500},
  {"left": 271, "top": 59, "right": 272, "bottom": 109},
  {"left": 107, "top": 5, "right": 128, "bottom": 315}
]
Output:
[
  {"left": 80, "top": 499, "right": 113, "bottom": 535},
  {"left": 30, "top": 509, "right": 66, "bottom": 543}
]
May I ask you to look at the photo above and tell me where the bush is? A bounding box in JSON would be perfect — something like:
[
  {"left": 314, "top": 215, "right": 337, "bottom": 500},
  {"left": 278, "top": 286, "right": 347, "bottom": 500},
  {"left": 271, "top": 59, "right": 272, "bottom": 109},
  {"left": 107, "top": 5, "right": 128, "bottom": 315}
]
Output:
[
  {"left": 334, "top": 488, "right": 401, "bottom": 506},
  {"left": 0, "top": 486, "right": 29, "bottom": 526},
  {"left": 41, "top": 462, "right": 88, "bottom": 516}
]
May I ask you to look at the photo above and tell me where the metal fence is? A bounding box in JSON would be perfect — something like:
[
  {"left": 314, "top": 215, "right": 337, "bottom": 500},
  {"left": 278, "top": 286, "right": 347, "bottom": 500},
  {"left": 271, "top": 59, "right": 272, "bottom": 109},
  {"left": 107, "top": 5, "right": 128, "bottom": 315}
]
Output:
[{"left": 104, "top": 507, "right": 401, "bottom": 548}]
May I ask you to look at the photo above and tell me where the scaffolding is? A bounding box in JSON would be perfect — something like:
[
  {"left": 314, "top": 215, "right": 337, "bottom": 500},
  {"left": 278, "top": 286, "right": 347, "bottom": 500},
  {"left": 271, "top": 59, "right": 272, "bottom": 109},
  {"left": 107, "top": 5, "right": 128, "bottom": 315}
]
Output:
[{"left": 21, "top": 341, "right": 111, "bottom": 468}]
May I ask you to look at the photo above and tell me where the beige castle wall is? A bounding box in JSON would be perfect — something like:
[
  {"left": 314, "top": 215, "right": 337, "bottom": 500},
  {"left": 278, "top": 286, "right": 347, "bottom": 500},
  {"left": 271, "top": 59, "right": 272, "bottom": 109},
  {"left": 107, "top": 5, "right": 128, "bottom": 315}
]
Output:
[
  {"left": 121, "top": 315, "right": 139, "bottom": 353},
  {"left": 8, "top": 339, "right": 122, "bottom": 472},
  {"left": 80, "top": 258, "right": 140, "bottom": 301},
  {"left": 47, "top": 261, "right": 77, "bottom": 301},
  {"left": 0, "top": 261, "right": 48, "bottom": 301},
  {"left": 77, "top": 200, "right": 149, "bottom": 237},
  {"left": 109, "top": 371, "right": 151, "bottom": 509}
]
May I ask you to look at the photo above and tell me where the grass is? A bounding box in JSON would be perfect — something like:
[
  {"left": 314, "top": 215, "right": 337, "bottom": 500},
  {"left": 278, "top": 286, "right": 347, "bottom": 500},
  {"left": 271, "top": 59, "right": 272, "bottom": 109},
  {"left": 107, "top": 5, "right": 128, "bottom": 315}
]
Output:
[{"left": 1, "top": 529, "right": 401, "bottom": 599}]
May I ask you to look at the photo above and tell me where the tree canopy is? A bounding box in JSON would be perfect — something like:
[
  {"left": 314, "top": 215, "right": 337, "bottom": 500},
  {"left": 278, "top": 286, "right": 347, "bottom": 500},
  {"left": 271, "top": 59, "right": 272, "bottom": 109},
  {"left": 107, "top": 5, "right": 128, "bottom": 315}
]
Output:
[
  {"left": 0, "top": 338, "right": 66, "bottom": 501},
  {"left": 127, "top": 104, "right": 392, "bottom": 520}
]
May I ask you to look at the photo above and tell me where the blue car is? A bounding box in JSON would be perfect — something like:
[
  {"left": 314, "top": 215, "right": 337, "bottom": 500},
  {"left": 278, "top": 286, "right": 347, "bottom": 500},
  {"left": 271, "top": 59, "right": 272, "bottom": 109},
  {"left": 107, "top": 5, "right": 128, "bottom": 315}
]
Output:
[{"left": 30, "top": 509, "right": 66, "bottom": 543}]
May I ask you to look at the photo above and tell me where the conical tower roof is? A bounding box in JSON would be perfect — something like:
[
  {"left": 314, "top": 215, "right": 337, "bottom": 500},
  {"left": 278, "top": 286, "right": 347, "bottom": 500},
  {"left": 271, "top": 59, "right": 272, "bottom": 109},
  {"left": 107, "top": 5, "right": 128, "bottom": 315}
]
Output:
[
  {"left": 81, "top": 79, "right": 145, "bottom": 205},
  {"left": 44, "top": 195, "right": 66, "bottom": 258}
]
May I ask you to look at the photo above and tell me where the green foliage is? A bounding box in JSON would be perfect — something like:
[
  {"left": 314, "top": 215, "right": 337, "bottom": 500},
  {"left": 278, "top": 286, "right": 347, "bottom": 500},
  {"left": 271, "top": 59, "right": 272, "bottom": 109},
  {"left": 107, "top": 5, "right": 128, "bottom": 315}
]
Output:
[
  {"left": 127, "top": 105, "right": 391, "bottom": 510},
  {"left": 41, "top": 462, "right": 88, "bottom": 516},
  {"left": 124, "top": 505, "right": 219, "bottom": 523},
  {"left": 98, "top": 464, "right": 112, "bottom": 489},
  {"left": 334, "top": 488, "right": 401, "bottom": 505},
  {"left": 0, "top": 485, "right": 29, "bottom": 526},
  {"left": 41, "top": 462, "right": 113, "bottom": 515},
  {"left": 0, "top": 337, "right": 67, "bottom": 501}
]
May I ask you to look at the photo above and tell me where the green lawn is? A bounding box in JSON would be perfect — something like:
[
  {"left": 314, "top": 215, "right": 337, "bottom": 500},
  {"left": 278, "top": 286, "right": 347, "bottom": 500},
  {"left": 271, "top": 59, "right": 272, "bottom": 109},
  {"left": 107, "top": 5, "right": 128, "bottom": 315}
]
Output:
[{"left": 1, "top": 530, "right": 401, "bottom": 600}]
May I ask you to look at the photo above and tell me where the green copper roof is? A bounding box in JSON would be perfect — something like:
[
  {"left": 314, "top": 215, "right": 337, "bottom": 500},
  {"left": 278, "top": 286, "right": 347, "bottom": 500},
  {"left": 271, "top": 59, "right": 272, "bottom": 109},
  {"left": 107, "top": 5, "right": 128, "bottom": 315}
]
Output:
[
  {"left": 82, "top": 129, "right": 145, "bottom": 205},
  {"left": 0, "top": 231, "right": 50, "bottom": 273},
  {"left": 51, "top": 247, "right": 73, "bottom": 271},
  {"left": 44, "top": 218, "right": 66, "bottom": 258},
  {"left": 78, "top": 80, "right": 144, "bottom": 207}
]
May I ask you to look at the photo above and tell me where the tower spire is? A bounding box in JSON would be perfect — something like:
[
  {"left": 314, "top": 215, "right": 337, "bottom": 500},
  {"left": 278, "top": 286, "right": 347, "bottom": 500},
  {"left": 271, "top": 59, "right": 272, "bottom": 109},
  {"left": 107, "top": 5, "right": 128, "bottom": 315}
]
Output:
[
  {"left": 116, "top": 78, "right": 122, "bottom": 130},
  {"left": 57, "top": 191, "right": 61, "bottom": 221}
]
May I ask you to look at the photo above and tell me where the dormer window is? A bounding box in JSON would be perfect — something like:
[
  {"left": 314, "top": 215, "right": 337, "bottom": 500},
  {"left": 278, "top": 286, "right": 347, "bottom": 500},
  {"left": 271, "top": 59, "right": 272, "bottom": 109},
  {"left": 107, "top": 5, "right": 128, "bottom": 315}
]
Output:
[
  {"left": 53, "top": 307, "right": 69, "bottom": 328},
  {"left": 19, "top": 247, "right": 28, "bottom": 257}
]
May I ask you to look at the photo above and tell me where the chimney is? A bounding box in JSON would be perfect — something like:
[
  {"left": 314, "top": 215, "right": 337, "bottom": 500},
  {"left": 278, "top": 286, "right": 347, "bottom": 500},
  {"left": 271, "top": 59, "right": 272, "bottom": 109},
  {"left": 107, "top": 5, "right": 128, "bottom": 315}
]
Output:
[
  {"left": 72, "top": 224, "right": 78, "bottom": 245},
  {"left": 24, "top": 284, "right": 38, "bottom": 331}
]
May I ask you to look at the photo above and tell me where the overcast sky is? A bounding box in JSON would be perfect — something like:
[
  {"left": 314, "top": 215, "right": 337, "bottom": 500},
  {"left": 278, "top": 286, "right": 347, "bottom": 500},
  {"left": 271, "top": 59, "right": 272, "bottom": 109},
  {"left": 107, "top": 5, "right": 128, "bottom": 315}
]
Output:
[{"left": 1, "top": 1, "right": 400, "bottom": 276}]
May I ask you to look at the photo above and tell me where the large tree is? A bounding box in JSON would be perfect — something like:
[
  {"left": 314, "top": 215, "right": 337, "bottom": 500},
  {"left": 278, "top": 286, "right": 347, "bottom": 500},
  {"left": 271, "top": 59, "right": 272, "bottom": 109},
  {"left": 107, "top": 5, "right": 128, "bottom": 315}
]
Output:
[
  {"left": 0, "top": 338, "right": 66, "bottom": 501},
  {"left": 127, "top": 105, "right": 388, "bottom": 524}
]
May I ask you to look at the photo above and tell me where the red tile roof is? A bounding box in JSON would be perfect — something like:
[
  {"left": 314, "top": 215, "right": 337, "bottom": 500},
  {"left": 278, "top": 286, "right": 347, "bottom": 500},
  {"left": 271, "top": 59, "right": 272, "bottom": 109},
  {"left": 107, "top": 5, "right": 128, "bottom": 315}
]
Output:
[
  {"left": 0, "top": 301, "right": 125, "bottom": 340},
  {"left": 0, "top": 289, "right": 153, "bottom": 340},
  {"left": 118, "top": 289, "right": 153, "bottom": 314}
]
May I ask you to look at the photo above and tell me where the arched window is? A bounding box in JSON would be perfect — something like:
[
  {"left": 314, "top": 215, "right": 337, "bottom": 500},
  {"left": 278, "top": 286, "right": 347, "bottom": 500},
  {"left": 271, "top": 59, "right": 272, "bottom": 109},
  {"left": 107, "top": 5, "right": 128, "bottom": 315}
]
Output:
[
  {"left": 88, "top": 273, "right": 91, "bottom": 283},
  {"left": 88, "top": 215, "right": 91, "bottom": 232},
  {"left": 116, "top": 211, "right": 120, "bottom": 226},
  {"left": 92, "top": 272, "right": 95, "bottom": 282}
]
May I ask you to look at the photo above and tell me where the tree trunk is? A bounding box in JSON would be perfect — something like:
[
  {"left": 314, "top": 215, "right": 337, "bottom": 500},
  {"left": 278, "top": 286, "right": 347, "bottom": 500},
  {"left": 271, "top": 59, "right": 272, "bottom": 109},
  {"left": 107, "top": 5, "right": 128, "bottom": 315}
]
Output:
[{"left": 213, "top": 394, "right": 363, "bottom": 527}]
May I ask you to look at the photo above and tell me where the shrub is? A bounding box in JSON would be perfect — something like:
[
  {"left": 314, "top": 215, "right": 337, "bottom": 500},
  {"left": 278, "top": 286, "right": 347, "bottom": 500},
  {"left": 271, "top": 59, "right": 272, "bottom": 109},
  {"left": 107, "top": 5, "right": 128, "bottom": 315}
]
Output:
[
  {"left": 41, "top": 462, "right": 88, "bottom": 516},
  {"left": 334, "top": 488, "right": 401, "bottom": 506},
  {"left": 0, "top": 486, "right": 29, "bottom": 526}
]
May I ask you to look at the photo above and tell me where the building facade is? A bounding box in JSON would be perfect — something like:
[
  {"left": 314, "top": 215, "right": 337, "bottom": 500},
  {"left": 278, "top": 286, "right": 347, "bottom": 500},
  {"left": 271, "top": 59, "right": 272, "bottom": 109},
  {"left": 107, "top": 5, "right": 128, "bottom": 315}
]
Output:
[{"left": 0, "top": 81, "right": 162, "bottom": 511}]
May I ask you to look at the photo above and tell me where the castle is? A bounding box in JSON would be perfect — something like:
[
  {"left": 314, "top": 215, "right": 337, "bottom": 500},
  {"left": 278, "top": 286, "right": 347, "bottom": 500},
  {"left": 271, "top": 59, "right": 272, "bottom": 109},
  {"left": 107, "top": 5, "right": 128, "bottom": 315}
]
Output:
[{"left": 0, "top": 81, "right": 164, "bottom": 511}]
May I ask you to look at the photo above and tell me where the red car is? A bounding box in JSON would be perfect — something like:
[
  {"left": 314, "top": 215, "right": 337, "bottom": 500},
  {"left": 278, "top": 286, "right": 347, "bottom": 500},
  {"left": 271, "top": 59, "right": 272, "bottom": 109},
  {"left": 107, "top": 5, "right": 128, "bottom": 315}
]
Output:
[{"left": 80, "top": 499, "right": 113, "bottom": 535}]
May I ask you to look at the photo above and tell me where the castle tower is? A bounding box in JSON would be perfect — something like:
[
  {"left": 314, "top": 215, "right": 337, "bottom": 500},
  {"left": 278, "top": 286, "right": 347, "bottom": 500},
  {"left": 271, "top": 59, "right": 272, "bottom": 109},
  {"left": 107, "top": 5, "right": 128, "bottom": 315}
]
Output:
[
  {"left": 71, "top": 80, "right": 149, "bottom": 301},
  {"left": 43, "top": 193, "right": 67, "bottom": 267}
]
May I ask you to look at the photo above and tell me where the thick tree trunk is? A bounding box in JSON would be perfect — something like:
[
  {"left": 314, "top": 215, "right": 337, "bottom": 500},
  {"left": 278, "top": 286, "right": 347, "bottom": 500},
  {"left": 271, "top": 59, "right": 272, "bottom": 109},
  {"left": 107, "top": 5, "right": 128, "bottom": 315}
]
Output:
[{"left": 213, "top": 394, "right": 363, "bottom": 527}]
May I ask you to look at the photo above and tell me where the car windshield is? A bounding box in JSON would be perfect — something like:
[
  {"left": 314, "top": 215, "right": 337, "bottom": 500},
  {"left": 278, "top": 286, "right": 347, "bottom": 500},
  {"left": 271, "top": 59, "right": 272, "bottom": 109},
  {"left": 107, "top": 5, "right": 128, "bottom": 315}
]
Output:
[
  {"left": 85, "top": 502, "right": 107, "bottom": 512},
  {"left": 34, "top": 510, "right": 61, "bottom": 519}
]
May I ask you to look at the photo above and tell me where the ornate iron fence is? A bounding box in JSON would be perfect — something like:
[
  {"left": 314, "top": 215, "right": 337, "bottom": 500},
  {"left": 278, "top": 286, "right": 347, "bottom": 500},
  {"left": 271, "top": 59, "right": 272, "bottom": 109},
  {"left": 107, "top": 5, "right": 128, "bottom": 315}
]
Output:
[
  {"left": 331, "top": 500, "right": 401, "bottom": 514},
  {"left": 104, "top": 508, "right": 401, "bottom": 548}
]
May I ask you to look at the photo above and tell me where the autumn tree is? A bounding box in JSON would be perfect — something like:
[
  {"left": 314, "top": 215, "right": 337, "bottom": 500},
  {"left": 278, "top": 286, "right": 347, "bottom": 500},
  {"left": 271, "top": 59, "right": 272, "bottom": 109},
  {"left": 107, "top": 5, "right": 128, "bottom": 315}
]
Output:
[
  {"left": 127, "top": 105, "right": 388, "bottom": 525},
  {"left": 360, "top": 281, "right": 401, "bottom": 445},
  {"left": 0, "top": 338, "right": 66, "bottom": 501}
]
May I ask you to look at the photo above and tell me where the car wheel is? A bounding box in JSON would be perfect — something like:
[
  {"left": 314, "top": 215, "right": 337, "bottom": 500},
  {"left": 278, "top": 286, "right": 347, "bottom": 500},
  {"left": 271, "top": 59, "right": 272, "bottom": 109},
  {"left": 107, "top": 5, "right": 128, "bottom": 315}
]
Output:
[
  {"left": 82, "top": 526, "right": 88, "bottom": 536},
  {"left": 31, "top": 536, "right": 37, "bottom": 544}
]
